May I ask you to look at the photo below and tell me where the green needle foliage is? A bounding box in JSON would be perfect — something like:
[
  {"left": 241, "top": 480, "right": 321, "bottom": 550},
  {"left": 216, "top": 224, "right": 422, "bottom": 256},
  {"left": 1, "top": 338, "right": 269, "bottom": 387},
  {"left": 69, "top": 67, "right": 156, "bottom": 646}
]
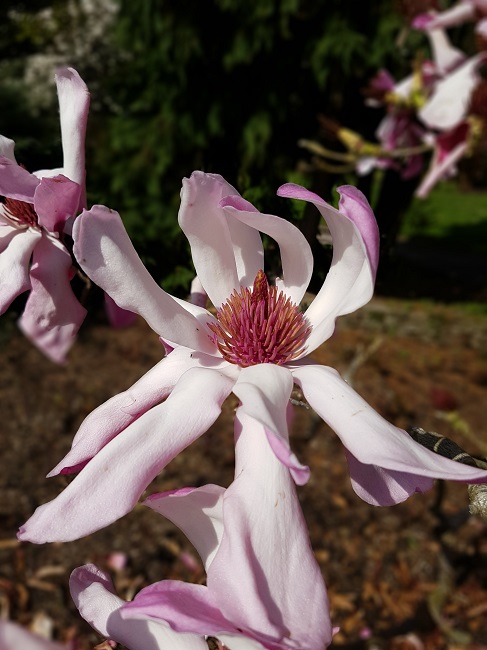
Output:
[{"left": 86, "top": 0, "right": 414, "bottom": 291}]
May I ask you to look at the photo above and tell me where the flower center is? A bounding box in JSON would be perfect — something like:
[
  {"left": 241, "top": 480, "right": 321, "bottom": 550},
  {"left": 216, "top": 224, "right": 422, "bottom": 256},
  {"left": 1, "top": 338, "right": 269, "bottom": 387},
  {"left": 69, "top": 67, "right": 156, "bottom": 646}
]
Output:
[
  {"left": 208, "top": 270, "right": 311, "bottom": 367},
  {"left": 3, "top": 197, "right": 38, "bottom": 228}
]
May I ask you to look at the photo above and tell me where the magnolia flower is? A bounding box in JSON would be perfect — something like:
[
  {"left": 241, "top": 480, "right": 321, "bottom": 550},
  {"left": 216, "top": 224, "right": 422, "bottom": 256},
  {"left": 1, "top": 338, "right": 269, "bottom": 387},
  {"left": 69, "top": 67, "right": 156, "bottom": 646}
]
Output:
[
  {"left": 72, "top": 403, "right": 332, "bottom": 649},
  {"left": 0, "top": 621, "right": 67, "bottom": 650},
  {"left": 0, "top": 68, "right": 89, "bottom": 362},
  {"left": 19, "top": 172, "right": 487, "bottom": 544}
]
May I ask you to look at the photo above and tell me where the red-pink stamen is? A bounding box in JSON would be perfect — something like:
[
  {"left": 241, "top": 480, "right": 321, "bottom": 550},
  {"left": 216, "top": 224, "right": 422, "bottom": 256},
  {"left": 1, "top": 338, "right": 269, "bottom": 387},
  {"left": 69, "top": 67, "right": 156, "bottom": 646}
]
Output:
[
  {"left": 3, "top": 197, "right": 38, "bottom": 228},
  {"left": 208, "top": 270, "right": 311, "bottom": 368}
]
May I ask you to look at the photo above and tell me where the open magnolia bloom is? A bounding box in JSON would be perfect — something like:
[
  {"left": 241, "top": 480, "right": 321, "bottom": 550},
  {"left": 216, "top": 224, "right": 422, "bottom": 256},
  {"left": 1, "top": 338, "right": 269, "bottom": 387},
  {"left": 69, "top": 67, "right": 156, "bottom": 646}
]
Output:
[
  {"left": 72, "top": 403, "right": 332, "bottom": 650},
  {"left": 0, "top": 68, "right": 89, "bottom": 362},
  {"left": 18, "top": 172, "right": 487, "bottom": 544}
]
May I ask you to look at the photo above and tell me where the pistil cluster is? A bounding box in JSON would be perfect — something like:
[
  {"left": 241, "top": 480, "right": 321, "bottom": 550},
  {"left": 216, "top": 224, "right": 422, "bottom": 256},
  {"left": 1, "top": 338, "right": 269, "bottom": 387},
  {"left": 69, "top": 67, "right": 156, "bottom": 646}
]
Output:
[{"left": 208, "top": 270, "right": 311, "bottom": 367}]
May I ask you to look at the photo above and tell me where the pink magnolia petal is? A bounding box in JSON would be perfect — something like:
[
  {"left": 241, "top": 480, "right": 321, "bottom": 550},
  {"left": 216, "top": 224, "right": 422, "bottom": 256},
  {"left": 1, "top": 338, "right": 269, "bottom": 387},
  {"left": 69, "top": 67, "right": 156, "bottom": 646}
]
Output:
[
  {"left": 19, "top": 235, "right": 86, "bottom": 364},
  {"left": 145, "top": 485, "right": 225, "bottom": 571},
  {"left": 71, "top": 565, "right": 206, "bottom": 650},
  {"left": 33, "top": 175, "right": 81, "bottom": 232},
  {"left": 427, "top": 28, "right": 465, "bottom": 75},
  {"left": 104, "top": 293, "right": 137, "bottom": 328},
  {"left": 73, "top": 205, "right": 217, "bottom": 354},
  {"left": 233, "top": 364, "right": 309, "bottom": 485},
  {"left": 207, "top": 409, "right": 332, "bottom": 649},
  {"left": 19, "top": 367, "right": 234, "bottom": 542},
  {"left": 277, "top": 184, "right": 378, "bottom": 354},
  {"left": 419, "top": 54, "right": 487, "bottom": 131},
  {"left": 293, "top": 365, "right": 487, "bottom": 505},
  {"left": 0, "top": 157, "right": 39, "bottom": 202},
  {"left": 0, "top": 135, "right": 16, "bottom": 161},
  {"left": 189, "top": 275, "right": 208, "bottom": 308},
  {"left": 0, "top": 228, "right": 41, "bottom": 314},
  {"left": 221, "top": 196, "right": 313, "bottom": 305},
  {"left": 122, "top": 581, "right": 238, "bottom": 638},
  {"left": 178, "top": 172, "right": 243, "bottom": 307},
  {"left": 345, "top": 451, "right": 433, "bottom": 506},
  {"left": 48, "top": 347, "right": 208, "bottom": 476},
  {"left": 413, "top": 4, "right": 475, "bottom": 31},
  {"left": 416, "top": 134, "right": 468, "bottom": 198},
  {"left": 0, "top": 621, "right": 66, "bottom": 650},
  {"left": 56, "top": 67, "right": 90, "bottom": 209}
]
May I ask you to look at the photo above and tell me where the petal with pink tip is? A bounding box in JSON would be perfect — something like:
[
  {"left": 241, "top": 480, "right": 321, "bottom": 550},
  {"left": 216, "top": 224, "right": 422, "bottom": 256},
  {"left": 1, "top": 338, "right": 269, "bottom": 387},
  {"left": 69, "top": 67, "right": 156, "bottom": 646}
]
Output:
[
  {"left": 278, "top": 184, "right": 378, "bottom": 354},
  {"left": 71, "top": 565, "right": 206, "bottom": 650},
  {"left": 221, "top": 195, "right": 313, "bottom": 305},
  {"left": 293, "top": 364, "right": 487, "bottom": 505},
  {"left": 33, "top": 175, "right": 81, "bottom": 232},
  {"left": 0, "top": 157, "right": 39, "bottom": 202},
  {"left": 145, "top": 485, "right": 225, "bottom": 571},
  {"left": 178, "top": 172, "right": 249, "bottom": 307},
  {"left": 55, "top": 67, "right": 90, "bottom": 209},
  {"left": 18, "top": 367, "right": 234, "bottom": 542},
  {"left": 19, "top": 235, "right": 86, "bottom": 364},
  {"left": 412, "top": 4, "right": 475, "bottom": 31},
  {"left": 73, "top": 205, "right": 217, "bottom": 355},
  {"left": 48, "top": 347, "right": 225, "bottom": 476},
  {"left": 0, "top": 228, "right": 41, "bottom": 314},
  {"left": 233, "top": 364, "right": 310, "bottom": 485}
]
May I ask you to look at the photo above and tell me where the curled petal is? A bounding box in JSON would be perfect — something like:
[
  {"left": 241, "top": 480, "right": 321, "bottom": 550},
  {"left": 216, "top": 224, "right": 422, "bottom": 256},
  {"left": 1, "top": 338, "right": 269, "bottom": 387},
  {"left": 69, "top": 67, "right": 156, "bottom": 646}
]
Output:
[
  {"left": 345, "top": 451, "right": 433, "bottom": 506},
  {"left": 73, "top": 205, "right": 217, "bottom": 354},
  {"left": 179, "top": 172, "right": 260, "bottom": 307},
  {"left": 221, "top": 196, "right": 313, "bottom": 305},
  {"left": 0, "top": 157, "right": 39, "bottom": 202},
  {"left": 278, "top": 184, "right": 378, "bottom": 354},
  {"left": 19, "top": 367, "right": 234, "bottom": 542},
  {"left": 293, "top": 365, "right": 487, "bottom": 505},
  {"left": 233, "top": 364, "right": 309, "bottom": 484},
  {"left": 0, "top": 228, "right": 41, "bottom": 314},
  {"left": 71, "top": 564, "right": 206, "bottom": 650},
  {"left": 19, "top": 235, "right": 86, "bottom": 364}
]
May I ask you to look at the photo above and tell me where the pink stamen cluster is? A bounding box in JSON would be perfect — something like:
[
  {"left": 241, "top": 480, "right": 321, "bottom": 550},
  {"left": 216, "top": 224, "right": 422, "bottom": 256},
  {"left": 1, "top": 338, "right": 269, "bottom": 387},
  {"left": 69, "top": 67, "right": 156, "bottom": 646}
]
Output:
[
  {"left": 3, "top": 197, "right": 38, "bottom": 228},
  {"left": 208, "top": 270, "right": 311, "bottom": 367}
]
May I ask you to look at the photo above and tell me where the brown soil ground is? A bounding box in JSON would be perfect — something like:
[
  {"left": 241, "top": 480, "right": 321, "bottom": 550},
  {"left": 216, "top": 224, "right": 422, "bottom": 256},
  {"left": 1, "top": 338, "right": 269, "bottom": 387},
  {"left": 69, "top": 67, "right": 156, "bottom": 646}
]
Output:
[{"left": 1, "top": 293, "right": 487, "bottom": 650}]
